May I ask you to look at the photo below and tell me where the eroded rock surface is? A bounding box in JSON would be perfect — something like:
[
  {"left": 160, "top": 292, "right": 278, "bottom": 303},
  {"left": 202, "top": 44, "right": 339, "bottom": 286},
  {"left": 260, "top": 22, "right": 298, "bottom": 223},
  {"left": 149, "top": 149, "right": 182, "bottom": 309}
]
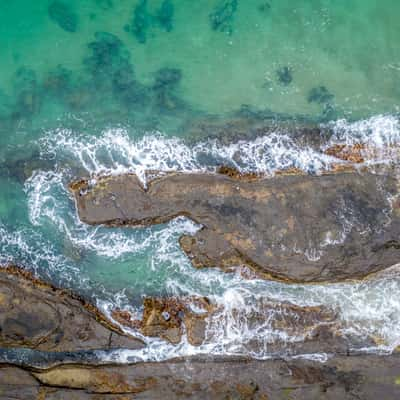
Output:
[
  {"left": 0, "top": 266, "right": 143, "bottom": 351},
  {"left": 112, "top": 296, "right": 371, "bottom": 354},
  {"left": 3, "top": 353, "right": 400, "bottom": 399},
  {"left": 71, "top": 170, "right": 400, "bottom": 282}
]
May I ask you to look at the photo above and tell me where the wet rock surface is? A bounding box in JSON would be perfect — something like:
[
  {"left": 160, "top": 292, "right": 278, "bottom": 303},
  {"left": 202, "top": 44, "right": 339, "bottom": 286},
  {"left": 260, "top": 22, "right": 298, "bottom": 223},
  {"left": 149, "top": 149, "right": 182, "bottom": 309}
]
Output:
[
  {"left": 2, "top": 353, "right": 400, "bottom": 399},
  {"left": 0, "top": 266, "right": 399, "bottom": 398},
  {"left": 71, "top": 170, "right": 400, "bottom": 283},
  {"left": 0, "top": 266, "right": 143, "bottom": 352},
  {"left": 112, "top": 296, "right": 371, "bottom": 354}
]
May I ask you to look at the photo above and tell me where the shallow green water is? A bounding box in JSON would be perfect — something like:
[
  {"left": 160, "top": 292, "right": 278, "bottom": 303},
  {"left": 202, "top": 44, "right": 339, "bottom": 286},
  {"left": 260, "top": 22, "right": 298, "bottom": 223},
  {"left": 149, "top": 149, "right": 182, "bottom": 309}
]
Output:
[
  {"left": 1, "top": 0, "right": 400, "bottom": 358},
  {"left": 0, "top": 0, "right": 400, "bottom": 144}
]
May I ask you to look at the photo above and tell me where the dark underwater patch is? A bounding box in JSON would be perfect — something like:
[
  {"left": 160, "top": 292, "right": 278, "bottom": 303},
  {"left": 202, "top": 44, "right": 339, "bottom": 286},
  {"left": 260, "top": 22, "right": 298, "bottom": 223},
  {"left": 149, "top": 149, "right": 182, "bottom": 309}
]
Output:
[
  {"left": 84, "top": 32, "right": 149, "bottom": 108},
  {"left": 155, "top": 0, "right": 174, "bottom": 32},
  {"left": 12, "top": 67, "right": 41, "bottom": 118},
  {"left": 307, "top": 86, "right": 334, "bottom": 104},
  {"left": 152, "top": 67, "right": 184, "bottom": 112},
  {"left": 43, "top": 65, "right": 72, "bottom": 95},
  {"left": 94, "top": 0, "right": 114, "bottom": 11},
  {"left": 209, "top": 0, "right": 238, "bottom": 35},
  {"left": 258, "top": 2, "right": 271, "bottom": 14},
  {"left": 125, "top": 0, "right": 175, "bottom": 44},
  {"left": 125, "top": 0, "right": 149, "bottom": 44},
  {"left": 48, "top": 1, "right": 78, "bottom": 33},
  {"left": 276, "top": 66, "right": 293, "bottom": 86},
  {"left": 84, "top": 32, "right": 129, "bottom": 78}
]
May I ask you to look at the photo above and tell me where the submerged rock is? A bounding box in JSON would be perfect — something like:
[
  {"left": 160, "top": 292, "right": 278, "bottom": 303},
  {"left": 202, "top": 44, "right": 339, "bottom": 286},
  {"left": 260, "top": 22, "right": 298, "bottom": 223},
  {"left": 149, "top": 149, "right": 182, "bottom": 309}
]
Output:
[
  {"left": 48, "top": 1, "right": 78, "bottom": 33},
  {"left": 307, "top": 85, "right": 334, "bottom": 104},
  {"left": 94, "top": 0, "right": 114, "bottom": 11},
  {"left": 125, "top": 0, "right": 150, "bottom": 44},
  {"left": 209, "top": 0, "right": 238, "bottom": 35},
  {"left": 258, "top": 1, "right": 271, "bottom": 14},
  {"left": 276, "top": 66, "right": 293, "bottom": 86},
  {"left": 152, "top": 67, "right": 184, "bottom": 111},
  {"left": 1, "top": 150, "right": 54, "bottom": 182},
  {"left": 0, "top": 266, "right": 143, "bottom": 351},
  {"left": 125, "top": 0, "right": 174, "bottom": 44},
  {"left": 84, "top": 32, "right": 146, "bottom": 107},
  {"left": 155, "top": 0, "right": 174, "bottom": 32},
  {"left": 12, "top": 66, "right": 41, "bottom": 118},
  {"left": 71, "top": 169, "right": 400, "bottom": 283}
]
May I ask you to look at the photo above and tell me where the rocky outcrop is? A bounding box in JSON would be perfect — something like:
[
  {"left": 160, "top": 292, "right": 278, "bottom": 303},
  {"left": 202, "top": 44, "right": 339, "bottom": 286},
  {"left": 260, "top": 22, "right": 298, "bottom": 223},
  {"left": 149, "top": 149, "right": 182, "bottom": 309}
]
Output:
[
  {"left": 112, "top": 296, "right": 373, "bottom": 354},
  {"left": 0, "top": 265, "right": 400, "bottom": 398},
  {"left": 324, "top": 144, "right": 365, "bottom": 163},
  {"left": 71, "top": 170, "right": 400, "bottom": 283},
  {"left": 0, "top": 266, "right": 143, "bottom": 351},
  {"left": 3, "top": 353, "right": 400, "bottom": 399}
]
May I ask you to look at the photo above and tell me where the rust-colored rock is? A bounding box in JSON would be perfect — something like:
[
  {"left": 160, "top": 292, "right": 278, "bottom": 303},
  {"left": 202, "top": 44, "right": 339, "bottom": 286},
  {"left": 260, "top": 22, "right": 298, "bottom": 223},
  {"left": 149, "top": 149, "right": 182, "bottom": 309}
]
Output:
[
  {"left": 111, "top": 309, "right": 141, "bottom": 330},
  {"left": 70, "top": 171, "right": 400, "bottom": 283},
  {"left": 217, "top": 165, "right": 262, "bottom": 181},
  {"left": 325, "top": 143, "right": 365, "bottom": 163},
  {"left": 115, "top": 297, "right": 214, "bottom": 346},
  {"left": 0, "top": 265, "right": 143, "bottom": 351}
]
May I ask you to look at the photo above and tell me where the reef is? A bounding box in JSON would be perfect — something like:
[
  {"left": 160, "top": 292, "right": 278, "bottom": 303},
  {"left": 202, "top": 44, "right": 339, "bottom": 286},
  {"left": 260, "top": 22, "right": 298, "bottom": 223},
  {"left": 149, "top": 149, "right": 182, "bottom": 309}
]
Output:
[
  {"left": 209, "top": 0, "right": 238, "bottom": 35},
  {"left": 48, "top": 1, "right": 78, "bottom": 33},
  {"left": 70, "top": 169, "right": 400, "bottom": 283}
]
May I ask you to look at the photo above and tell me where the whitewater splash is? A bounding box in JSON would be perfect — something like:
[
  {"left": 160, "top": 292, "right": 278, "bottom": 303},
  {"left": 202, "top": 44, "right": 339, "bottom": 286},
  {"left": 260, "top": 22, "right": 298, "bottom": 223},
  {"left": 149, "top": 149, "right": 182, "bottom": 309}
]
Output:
[
  {"left": 39, "top": 114, "right": 400, "bottom": 184},
  {"left": 2, "top": 114, "right": 400, "bottom": 361}
]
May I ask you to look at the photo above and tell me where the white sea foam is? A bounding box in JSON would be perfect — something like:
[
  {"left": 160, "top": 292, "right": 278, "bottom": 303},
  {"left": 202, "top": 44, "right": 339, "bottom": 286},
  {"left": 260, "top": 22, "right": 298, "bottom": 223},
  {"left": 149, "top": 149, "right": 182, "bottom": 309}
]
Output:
[
  {"left": 16, "top": 114, "right": 400, "bottom": 361},
  {"left": 39, "top": 128, "right": 338, "bottom": 184}
]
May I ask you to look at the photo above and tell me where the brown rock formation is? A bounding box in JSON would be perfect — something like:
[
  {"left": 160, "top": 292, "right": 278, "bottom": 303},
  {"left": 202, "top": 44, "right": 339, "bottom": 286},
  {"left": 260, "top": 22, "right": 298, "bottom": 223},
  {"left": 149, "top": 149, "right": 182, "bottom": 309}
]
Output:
[
  {"left": 112, "top": 296, "right": 373, "bottom": 354},
  {"left": 325, "top": 143, "right": 365, "bottom": 163},
  {"left": 0, "top": 266, "right": 143, "bottom": 351},
  {"left": 70, "top": 170, "right": 400, "bottom": 283},
  {"left": 3, "top": 353, "right": 400, "bottom": 399}
]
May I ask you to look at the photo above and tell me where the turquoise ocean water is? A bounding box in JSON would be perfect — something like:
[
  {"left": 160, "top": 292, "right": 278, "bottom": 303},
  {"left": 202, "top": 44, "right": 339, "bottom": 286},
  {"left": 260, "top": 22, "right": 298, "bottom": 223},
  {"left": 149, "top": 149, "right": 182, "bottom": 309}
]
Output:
[{"left": 1, "top": 0, "right": 400, "bottom": 360}]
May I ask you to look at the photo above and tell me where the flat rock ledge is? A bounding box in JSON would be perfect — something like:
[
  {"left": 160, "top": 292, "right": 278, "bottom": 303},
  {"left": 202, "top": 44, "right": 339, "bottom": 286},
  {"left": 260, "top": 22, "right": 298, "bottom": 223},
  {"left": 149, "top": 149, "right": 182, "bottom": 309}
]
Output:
[
  {"left": 71, "top": 169, "right": 400, "bottom": 283},
  {"left": 2, "top": 354, "right": 400, "bottom": 399},
  {"left": 1, "top": 266, "right": 400, "bottom": 398},
  {"left": 0, "top": 265, "right": 143, "bottom": 352}
]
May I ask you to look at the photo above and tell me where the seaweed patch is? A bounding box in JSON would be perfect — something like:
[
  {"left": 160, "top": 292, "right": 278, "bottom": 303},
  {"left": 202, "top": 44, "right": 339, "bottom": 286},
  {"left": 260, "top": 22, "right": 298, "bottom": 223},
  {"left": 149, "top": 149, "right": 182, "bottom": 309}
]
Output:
[
  {"left": 276, "top": 66, "right": 293, "bottom": 86},
  {"left": 152, "top": 67, "right": 184, "bottom": 112},
  {"left": 209, "top": 0, "right": 238, "bottom": 35},
  {"left": 155, "top": 0, "right": 174, "bottom": 32},
  {"left": 258, "top": 1, "right": 271, "bottom": 14},
  {"left": 125, "top": 0, "right": 175, "bottom": 44},
  {"left": 48, "top": 1, "right": 78, "bottom": 33},
  {"left": 12, "top": 67, "right": 41, "bottom": 117},
  {"left": 307, "top": 86, "right": 334, "bottom": 104}
]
